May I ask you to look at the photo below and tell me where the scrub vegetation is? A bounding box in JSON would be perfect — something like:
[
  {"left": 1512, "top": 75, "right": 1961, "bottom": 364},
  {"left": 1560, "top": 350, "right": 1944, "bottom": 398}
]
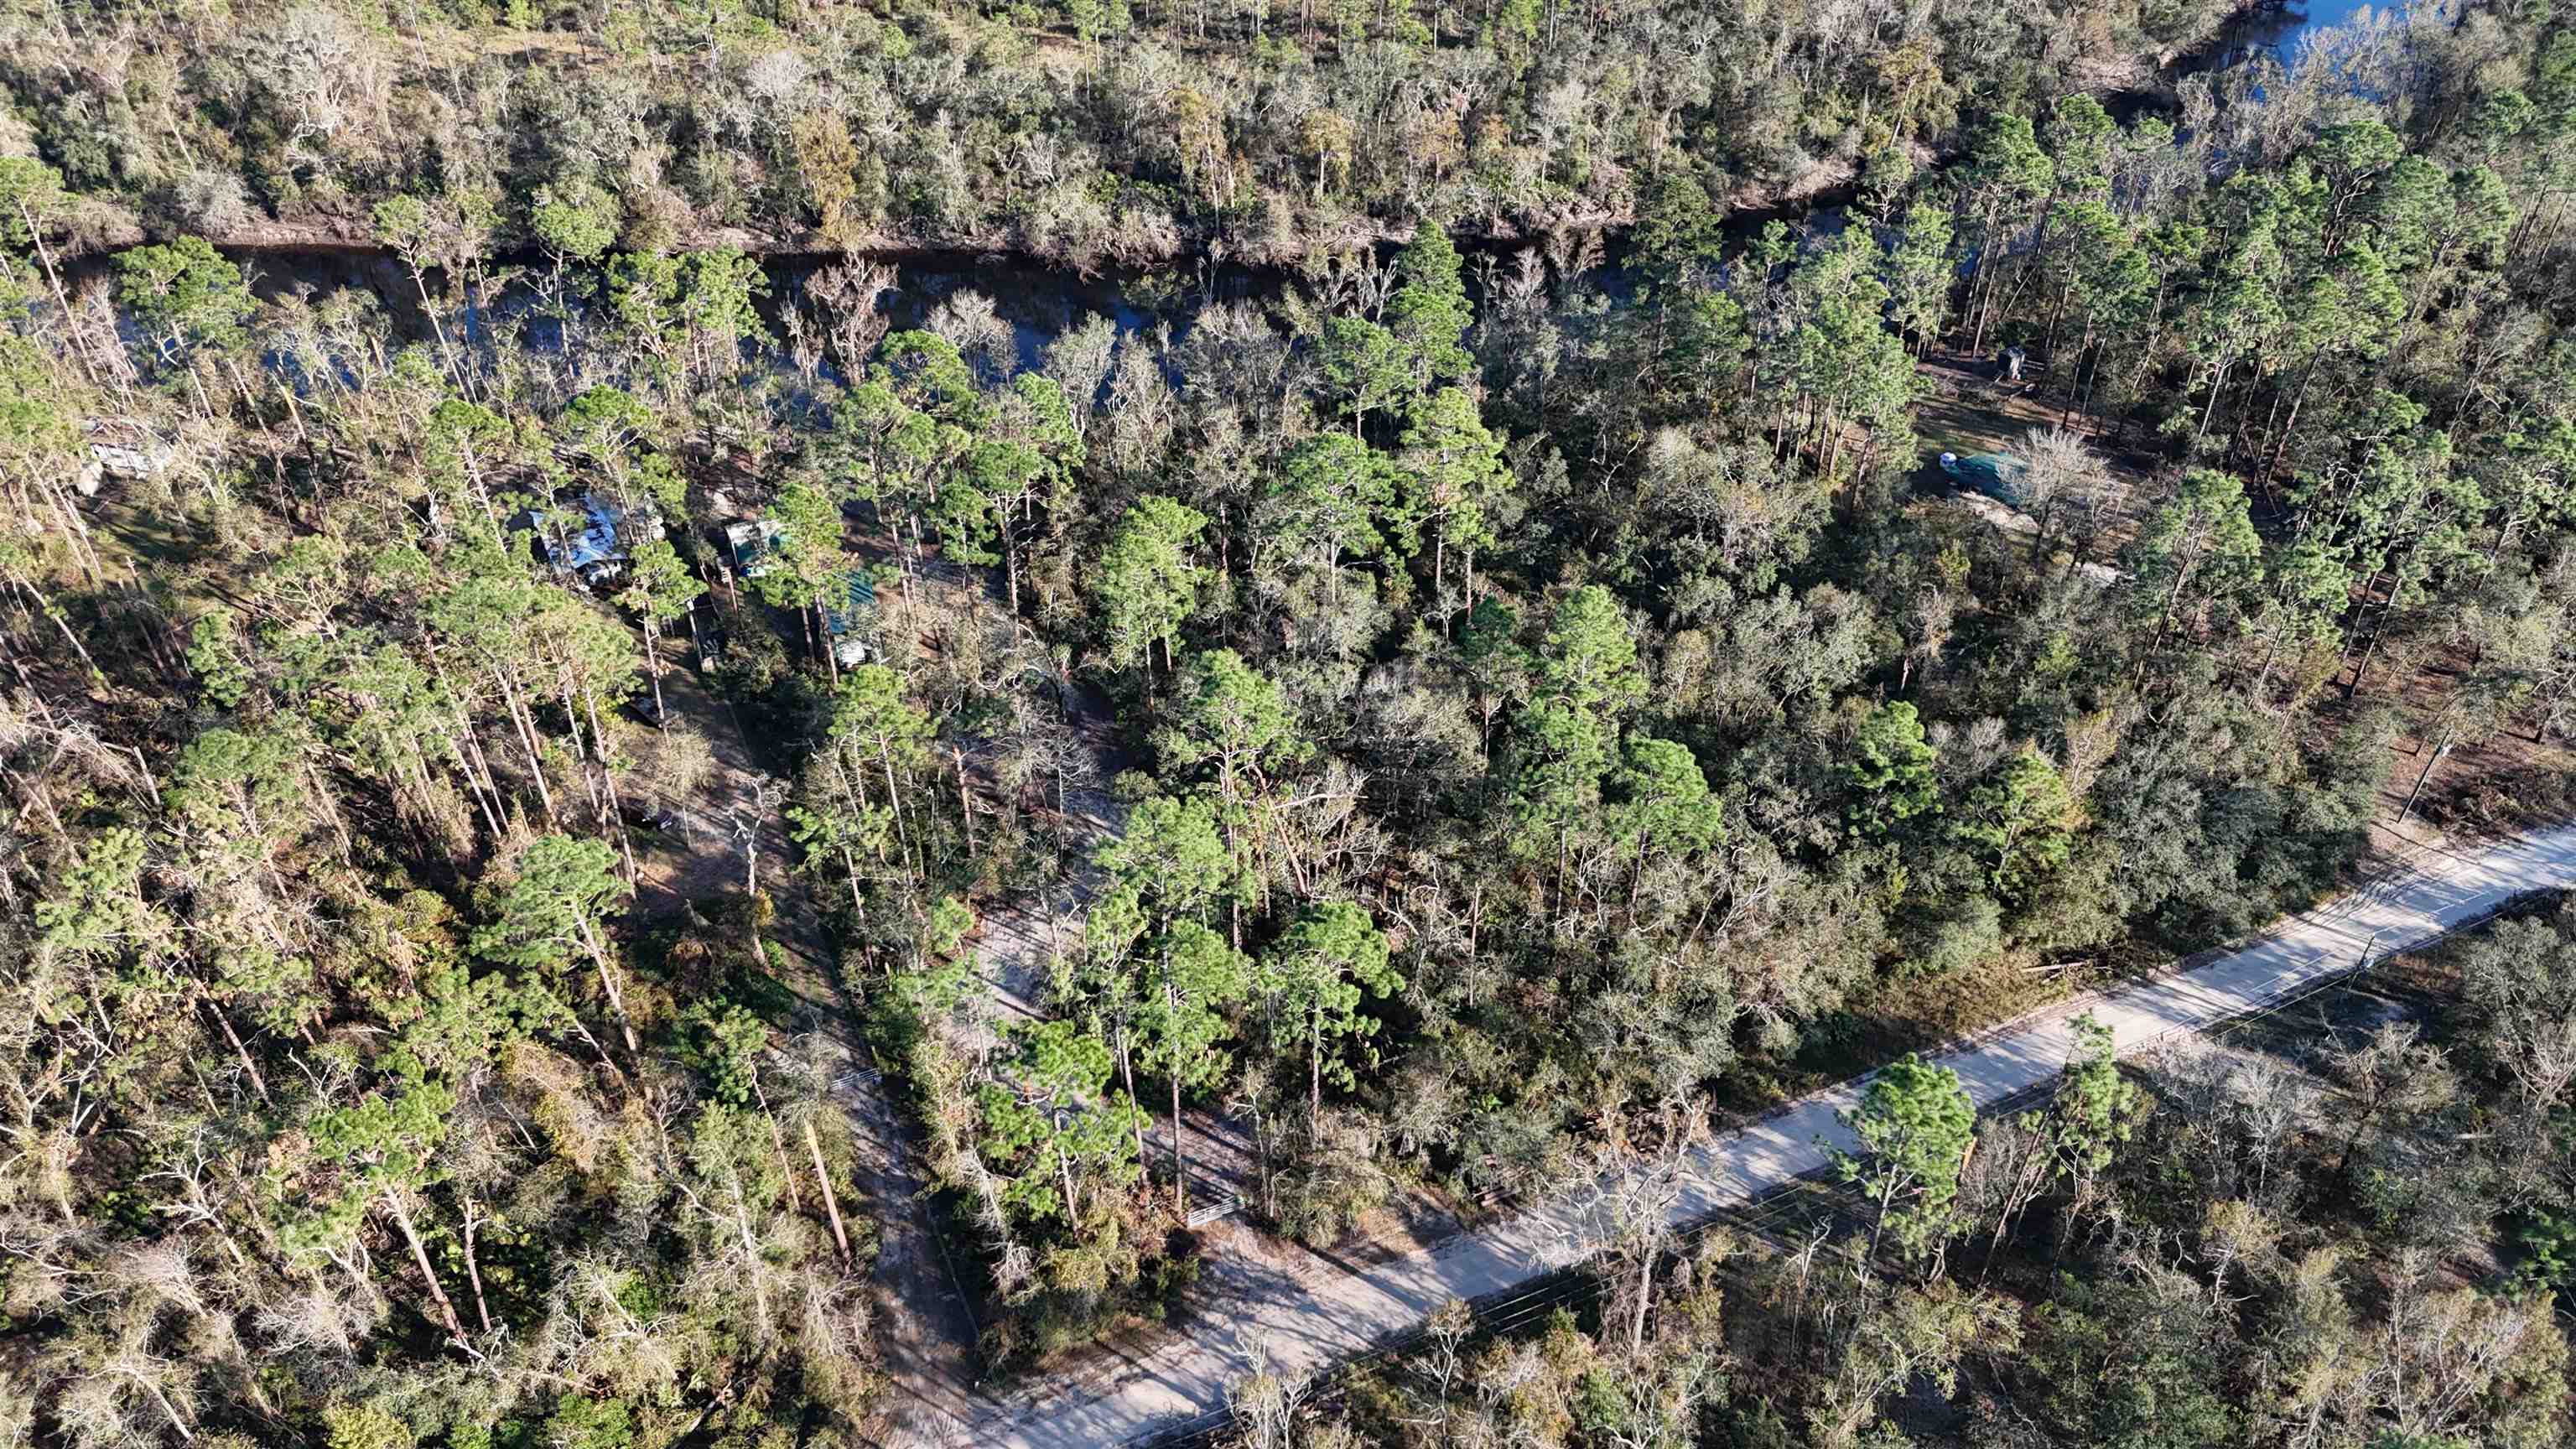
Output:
[{"left": 3, "top": 0, "right": 2576, "bottom": 1445}]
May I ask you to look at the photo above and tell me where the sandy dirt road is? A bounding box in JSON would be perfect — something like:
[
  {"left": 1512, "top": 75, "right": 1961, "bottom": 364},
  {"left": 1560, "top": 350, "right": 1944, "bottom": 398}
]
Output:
[{"left": 929, "top": 822, "right": 2576, "bottom": 1448}]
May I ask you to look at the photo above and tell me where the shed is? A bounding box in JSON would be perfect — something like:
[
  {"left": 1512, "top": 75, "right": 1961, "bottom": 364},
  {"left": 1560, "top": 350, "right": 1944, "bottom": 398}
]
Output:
[
  {"left": 77, "top": 419, "right": 178, "bottom": 496},
  {"left": 725, "top": 519, "right": 787, "bottom": 579},
  {"left": 531, "top": 493, "right": 663, "bottom": 585},
  {"left": 825, "top": 569, "right": 879, "bottom": 667}
]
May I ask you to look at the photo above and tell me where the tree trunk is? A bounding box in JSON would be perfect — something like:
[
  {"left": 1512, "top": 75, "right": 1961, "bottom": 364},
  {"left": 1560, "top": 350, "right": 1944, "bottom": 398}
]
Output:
[
  {"left": 493, "top": 671, "right": 559, "bottom": 825},
  {"left": 460, "top": 1200, "right": 495, "bottom": 1333},
  {"left": 134, "top": 1374, "right": 195, "bottom": 1443},
  {"left": 12, "top": 574, "right": 104, "bottom": 679},
  {"left": 840, "top": 844, "right": 868, "bottom": 922},
  {"left": 644, "top": 619, "right": 668, "bottom": 726},
  {"left": 1119, "top": 1023, "right": 1147, "bottom": 1177},
  {"left": 729, "top": 1175, "right": 773, "bottom": 1343},
  {"left": 384, "top": 1188, "right": 470, "bottom": 1345},
  {"left": 1054, "top": 1130, "right": 1081, "bottom": 1225},
  {"left": 557, "top": 670, "right": 603, "bottom": 822},
  {"left": 582, "top": 688, "right": 640, "bottom": 891},
  {"left": 1308, "top": 1014, "right": 1324, "bottom": 1130},
  {"left": 2398, "top": 735, "right": 2449, "bottom": 825},
  {"left": 2151, "top": 553, "right": 2199, "bottom": 657},
  {"left": 1867, "top": 1172, "right": 1900, "bottom": 1269},
  {"left": 880, "top": 750, "right": 910, "bottom": 853},
  {"left": 2193, "top": 355, "right": 2233, "bottom": 448},
  {"left": 2263, "top": 351, "right": 2327, "bottom": 490},
  {"left": 15, "top": 198, "right": 94, "bottom": 383},
  {"left": 1629, "top": 1239, "right": 1655, "bottom": 1357},
  {"left": 575, "top": 917, "right": 641, "bottom": 1055},
  {"left": 2346, "top": 618, "right": 2389, "bottom": 701},
  {"left": 201, "top": 998, "right": 272, "bottom": 1105},
  {"left": 1171, "top": 1067, "right": 1189, "bottom": 1218},
  {"left": 804, "top": 1118, "right": 854, "bottom": 1265},
  {"left": 440, "top": 726, "right": 506, "bottom": 839},
  {"left": 402, "top": 258, "right": 457, "bottom": 382},
  {"left": 743, "top": 823, "right": 766, "bottom": 964},
  {"left": 1255, "top": 1102, "right": 1277, "bottom": 1219}
]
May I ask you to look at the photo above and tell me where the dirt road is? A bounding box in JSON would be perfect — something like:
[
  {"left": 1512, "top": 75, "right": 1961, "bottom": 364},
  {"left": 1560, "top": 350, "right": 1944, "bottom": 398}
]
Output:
[
  {"left": 929, "top": 822, "right": 2576, "bottom": 1448},
  {"left": 627, "top": 636, "right": 988, "bottom": 1446}
]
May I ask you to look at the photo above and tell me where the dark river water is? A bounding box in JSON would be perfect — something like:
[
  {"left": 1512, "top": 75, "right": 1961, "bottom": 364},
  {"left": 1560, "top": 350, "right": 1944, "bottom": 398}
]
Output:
[
  {"left": 2182, "top": 0, "right": 2376, "bottom": 75},
  {"left": 225, "top": 247, "right": 1217, "bottom": 380}
]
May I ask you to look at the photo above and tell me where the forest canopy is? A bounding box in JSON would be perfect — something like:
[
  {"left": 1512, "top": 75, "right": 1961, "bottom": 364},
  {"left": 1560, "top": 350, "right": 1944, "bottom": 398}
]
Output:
[
  {"left": 5, "top": 0, "right": 2576, "bottom": 1446},
  {"left": 0, "top": 0, "right": 2262, "bottom": 262}
]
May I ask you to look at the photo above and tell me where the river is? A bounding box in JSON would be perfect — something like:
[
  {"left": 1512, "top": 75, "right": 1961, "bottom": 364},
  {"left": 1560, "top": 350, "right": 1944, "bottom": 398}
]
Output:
[{"left": 2179, "top": 0, "right": 2378, "bottom": 75}]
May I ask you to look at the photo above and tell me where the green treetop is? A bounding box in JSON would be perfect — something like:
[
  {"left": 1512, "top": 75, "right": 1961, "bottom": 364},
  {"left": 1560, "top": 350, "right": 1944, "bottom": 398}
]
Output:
[
  {"left": 1834, "top": 1053, "right": 1976, "bottom": 1268},
  {"left": 1846, "top": 700, "right": 1940, "bottom": 837},
  {"left": 1261, "top": 900, "right": 1401, "bottom": 1127},
  {"left": 470, "top": 834, "right": 637, "bottom": 1053},
  {"left": 1135, "top": 920, "right": 1254, "bottom": 1213},
  {"left": 1951, "top": 751, "right": 2078, "bottom": 901},
  {"left": 116, "top": 236, "right": 254, "bottom": 369},
  {"left": 978, "top": 1017, "right": 1148, "bottom": 1225},
  {"left": 1095, "top": 494, "right": 1210, "bottom": 677}
]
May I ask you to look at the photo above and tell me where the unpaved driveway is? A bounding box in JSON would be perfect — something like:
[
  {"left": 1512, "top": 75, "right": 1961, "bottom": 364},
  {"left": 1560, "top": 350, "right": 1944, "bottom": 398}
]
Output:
[
  {"left": 927, "top": 821, "right": 2576, "bottom": 1448},
  {"left": 621, "top": 628, "right": 988, "bottom": 1444}
]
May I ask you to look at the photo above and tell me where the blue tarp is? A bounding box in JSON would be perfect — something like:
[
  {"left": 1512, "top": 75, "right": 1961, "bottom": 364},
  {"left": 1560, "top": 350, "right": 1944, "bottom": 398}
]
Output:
[
  {"left": 1938, "top": 451, "right": 2033, "bottom": 509},
  {"left": 548, "top": 498, "right": 626, "bottom": 571},
  {"left": 522, "top": 495, "right": 647, "bottom": 574}
]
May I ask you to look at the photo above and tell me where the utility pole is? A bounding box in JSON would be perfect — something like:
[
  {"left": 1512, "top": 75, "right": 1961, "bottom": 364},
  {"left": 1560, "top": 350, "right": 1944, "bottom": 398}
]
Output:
[{"left": 2397, "top": 734, "right": 2453, "bottom": 827}]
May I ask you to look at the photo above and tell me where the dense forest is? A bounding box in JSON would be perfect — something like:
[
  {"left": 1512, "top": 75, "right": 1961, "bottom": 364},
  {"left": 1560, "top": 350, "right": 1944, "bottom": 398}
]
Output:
[
  {"left": 1233, "top": 892, "right": 2576, "bottom": 1449},
  {"left": 5, "top": 0, "right": 2576, "bottom": 1446},
  {"left": 1, "top": 0, "right": 2262, "bottom": 260}
]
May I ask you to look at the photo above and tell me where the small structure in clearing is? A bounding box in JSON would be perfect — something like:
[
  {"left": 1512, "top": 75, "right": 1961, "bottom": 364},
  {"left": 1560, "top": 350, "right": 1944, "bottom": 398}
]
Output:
[
  {"left": 77, "top": 421, "right": 179, "bottom": 496},
  {"left": 524, "top": 492, "right": 664, "bottom": 587},
  {"left": 725, "top": 519, "right": 787, "bottom": 579},
  {"left": 824, "top": 569, "right": 880, "bottom": 667}
]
